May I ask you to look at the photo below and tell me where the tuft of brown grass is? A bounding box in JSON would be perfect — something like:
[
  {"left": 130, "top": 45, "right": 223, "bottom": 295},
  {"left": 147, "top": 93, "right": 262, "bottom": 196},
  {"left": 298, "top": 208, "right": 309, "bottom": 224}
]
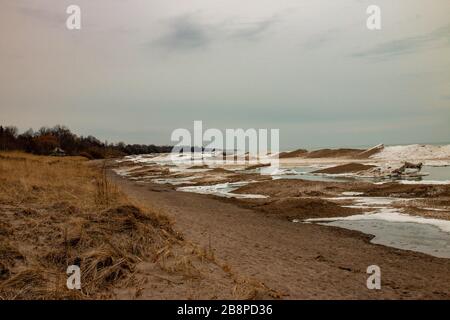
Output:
[{"left": 0, "top": 152, "right": 178, "bottom": 299}]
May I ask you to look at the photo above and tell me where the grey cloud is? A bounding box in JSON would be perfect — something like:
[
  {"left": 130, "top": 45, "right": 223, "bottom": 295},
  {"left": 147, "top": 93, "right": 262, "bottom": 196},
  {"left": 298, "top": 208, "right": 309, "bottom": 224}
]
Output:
[
  {"left": 153, "top": 15, "right": 277, "bottom": 51},
  {"left": 154, "top": 15, "right": 212, "bottom": 51},
  {"left": 353, "top": 24, "right": 450, "bottom": 60}
]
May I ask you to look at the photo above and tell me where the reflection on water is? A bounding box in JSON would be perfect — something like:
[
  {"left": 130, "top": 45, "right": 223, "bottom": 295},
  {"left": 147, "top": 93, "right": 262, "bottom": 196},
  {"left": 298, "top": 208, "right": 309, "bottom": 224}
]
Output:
[{"left": 321, "top": 219, "right": 450, "bottom": 258}]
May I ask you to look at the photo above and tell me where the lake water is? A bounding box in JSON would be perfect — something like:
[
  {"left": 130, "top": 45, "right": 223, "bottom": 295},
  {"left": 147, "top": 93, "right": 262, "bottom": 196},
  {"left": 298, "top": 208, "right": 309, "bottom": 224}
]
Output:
[
  {"left": 272, "top": 165, "right": 450, "bottom": 184},
  {"left": 320, "top": 219, "right": 450, "bottom": 258},
  {"left": 422, "top": 166, "right": 450, "bottom": 181}
]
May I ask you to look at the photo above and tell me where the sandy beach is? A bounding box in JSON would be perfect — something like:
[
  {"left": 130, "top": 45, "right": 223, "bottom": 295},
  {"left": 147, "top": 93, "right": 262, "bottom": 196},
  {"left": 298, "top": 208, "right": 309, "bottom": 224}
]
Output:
[
  {"left": 109, "top": 171, "right": 450, "bottom": 299},
  {"left": 1, "top": 145, "right": 450, "bottom": 299},
  {"left": 107, "top": 144, "right": 450, "bottom": 299}
]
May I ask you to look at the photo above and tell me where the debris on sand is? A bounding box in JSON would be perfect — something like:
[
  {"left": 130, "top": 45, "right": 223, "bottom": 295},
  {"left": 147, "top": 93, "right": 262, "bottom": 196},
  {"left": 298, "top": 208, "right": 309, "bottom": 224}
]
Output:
[
  {"left": 391, "top": 162, "right": 423, "bottom": 176},
  {"left": 361, "top": 162, "right": 427, "bottom": 180}
]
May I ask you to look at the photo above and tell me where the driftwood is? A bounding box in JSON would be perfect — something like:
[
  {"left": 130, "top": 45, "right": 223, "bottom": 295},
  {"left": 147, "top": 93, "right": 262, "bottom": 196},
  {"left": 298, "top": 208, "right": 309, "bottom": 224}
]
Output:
[{"left": 392, "top": 162, "right": 423, "bottom": 175}]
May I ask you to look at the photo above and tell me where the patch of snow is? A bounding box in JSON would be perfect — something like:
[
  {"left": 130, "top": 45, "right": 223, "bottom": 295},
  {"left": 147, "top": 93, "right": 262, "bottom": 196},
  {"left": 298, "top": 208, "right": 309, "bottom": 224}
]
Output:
[
  {"left": 371, "top": 144, "right": 450, "bottom": 161},
  {"left": 341, "top": 192, "right": 364, "bottom": 196},
  {"left": 399, "top": 180, "right": 450, "bottom": 185},
  {"left": 112, "top": 166, "right": 141, "bottom": 176},
  {"left": 177, "top": 181, "right": 267, "bottom": 199},
  {"left": 326, "top": 196, "right": 413, "bottom": 207},
  {"left": 420, "top": 207, "right": 449, "bottom": 212},
  {"left": 305, "top": 208, "right": 450, "bottom": 234},
  {"left": 264, "top": 167, "right": 300, "bottom": 176},
  {"left": 152, "top": 177, "right": 198, "bottom": 185}
]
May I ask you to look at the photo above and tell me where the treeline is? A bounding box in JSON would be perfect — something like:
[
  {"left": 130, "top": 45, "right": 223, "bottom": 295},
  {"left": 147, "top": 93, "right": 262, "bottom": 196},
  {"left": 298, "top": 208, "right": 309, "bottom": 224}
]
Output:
[{"left": 0, "top": 125, "right": 172, "bottom": 159}]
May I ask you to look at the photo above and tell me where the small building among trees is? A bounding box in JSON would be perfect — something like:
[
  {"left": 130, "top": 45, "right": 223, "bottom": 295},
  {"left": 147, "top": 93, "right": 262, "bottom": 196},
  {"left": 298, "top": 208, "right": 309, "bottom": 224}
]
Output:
[{"left": 50, "top": 147, "right": 66, "bottom": 156}]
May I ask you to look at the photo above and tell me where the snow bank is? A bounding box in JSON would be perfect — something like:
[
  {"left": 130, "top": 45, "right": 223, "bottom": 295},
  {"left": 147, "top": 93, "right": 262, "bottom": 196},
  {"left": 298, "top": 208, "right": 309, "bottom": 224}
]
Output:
[{"left": 371, "top": 144, "right": 450, "bottom": 161}]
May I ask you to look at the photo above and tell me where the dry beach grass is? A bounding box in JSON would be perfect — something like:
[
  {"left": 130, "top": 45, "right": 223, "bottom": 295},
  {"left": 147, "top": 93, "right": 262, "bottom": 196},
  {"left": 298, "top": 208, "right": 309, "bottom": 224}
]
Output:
[
  {"left": 0, "top": 152, "right": 179, "bottom": 298},
  {"left": 0, "top": 152, "right": 277, "bottom": 299}
]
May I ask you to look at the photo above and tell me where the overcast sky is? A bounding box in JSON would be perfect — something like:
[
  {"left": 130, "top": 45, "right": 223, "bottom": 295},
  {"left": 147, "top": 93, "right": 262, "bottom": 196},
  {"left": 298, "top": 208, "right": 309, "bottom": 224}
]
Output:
[{"left": 1, "top": 0, "right": 449, "bottom": 149}]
